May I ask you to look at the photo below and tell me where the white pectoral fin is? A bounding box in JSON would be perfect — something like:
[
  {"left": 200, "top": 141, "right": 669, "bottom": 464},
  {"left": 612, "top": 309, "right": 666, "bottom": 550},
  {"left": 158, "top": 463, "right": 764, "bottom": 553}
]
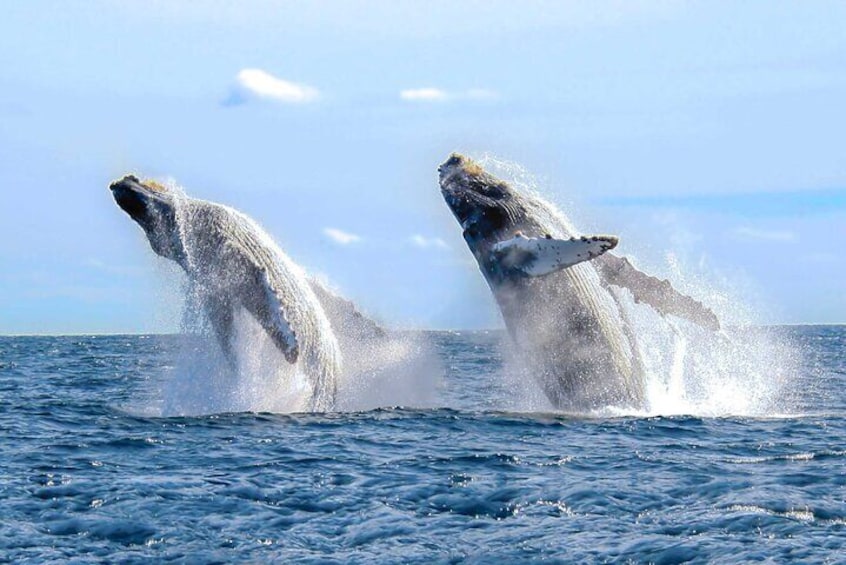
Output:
[
  {"left": 308, "top": 278, "right": 386, "bottom": 340},
  {"left": 492, "top": 233, "right": 619, "bottom": 276},
  {"left": 242, "top": 268, "right": 300, "bottom": 364},
  {"left": 596, "top": 254, "right": 721, "bottom": 331}
]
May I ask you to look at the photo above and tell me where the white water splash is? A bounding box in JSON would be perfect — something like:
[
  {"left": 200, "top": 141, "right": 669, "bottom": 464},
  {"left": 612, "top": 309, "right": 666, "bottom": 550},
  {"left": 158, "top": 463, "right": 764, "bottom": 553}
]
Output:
[
  {"left": 336, "top": 332, "right": 442, "bottom": 412},
  {"left": 157, "top": 306, "right": 312, "bottom": 416}
]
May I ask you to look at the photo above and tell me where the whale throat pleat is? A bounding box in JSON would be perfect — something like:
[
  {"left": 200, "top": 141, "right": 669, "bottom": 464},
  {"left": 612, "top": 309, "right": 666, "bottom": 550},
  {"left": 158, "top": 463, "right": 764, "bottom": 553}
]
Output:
[
  {"left": 189, "top": 203, "right": 341, "bottom": 402},
  {"left": 566, "top": 262, "right": 637, "bottom": 381}
]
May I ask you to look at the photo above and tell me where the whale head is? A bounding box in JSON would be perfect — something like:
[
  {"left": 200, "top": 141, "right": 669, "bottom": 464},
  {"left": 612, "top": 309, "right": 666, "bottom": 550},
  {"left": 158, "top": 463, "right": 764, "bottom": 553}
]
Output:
[
  {"left": 110, "top": 174, "right": 185, "bottom": 263},
  {"left": 439, "top": 153, "right": 532, "bottom": 255}
]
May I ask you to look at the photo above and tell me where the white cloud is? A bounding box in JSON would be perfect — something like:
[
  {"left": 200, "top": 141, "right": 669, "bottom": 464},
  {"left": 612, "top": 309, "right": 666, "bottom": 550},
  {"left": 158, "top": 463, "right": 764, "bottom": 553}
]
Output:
[
  {"left": 410, "top": 235, "right": 449, "bottom": 249},
  {"left": 400, "top": 88, "right": 449, "bottom": 102},
  {"left": 732, "top": 226, "right": 796, "bottom": 242},
  {"left": 324, "top": 227, "right": 361, "bottom": 245},
  {"left": 400, "top": 88, "right": 498, "bottom": 102},
  {"left": 227, "top": 68, "right": 319, "bottom": 105}
]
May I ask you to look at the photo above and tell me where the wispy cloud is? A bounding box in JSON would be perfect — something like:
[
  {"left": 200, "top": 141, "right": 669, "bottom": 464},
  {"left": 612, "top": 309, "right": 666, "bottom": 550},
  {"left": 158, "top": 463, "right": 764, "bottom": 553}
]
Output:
[
  {"left": 731, "top": 226, "right": 796, "bottom": 242},
  {"left": 409, "top": 235, "right": 449, "bottom": 249},
  {"left": 400, "top": 87, "right": 498, "bottom": 102},
  {"left": 324, "top": 227, "right": 361, "bottom": 245},
  {"left": 224, "top": 68, "right": 319, "bottom": 106},
  {"left": 400, "top": 88, "right": 449, "bottom": 102}
]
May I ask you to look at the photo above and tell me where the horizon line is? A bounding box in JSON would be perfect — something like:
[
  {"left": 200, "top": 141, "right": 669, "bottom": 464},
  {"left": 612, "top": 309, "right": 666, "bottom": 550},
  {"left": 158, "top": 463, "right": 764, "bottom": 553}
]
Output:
[{"left": 1, "top": 322, "right": 844, "bottom": 338}]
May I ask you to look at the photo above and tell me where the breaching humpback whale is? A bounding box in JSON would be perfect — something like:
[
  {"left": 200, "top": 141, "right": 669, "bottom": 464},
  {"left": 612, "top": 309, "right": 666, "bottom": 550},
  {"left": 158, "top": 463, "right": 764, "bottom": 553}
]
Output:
[
  {"left": 439, "top": 154, "right": 719, "bottom": 411},
  {"left": 110, "top": 175, "right": 342, "bottom": 411}
]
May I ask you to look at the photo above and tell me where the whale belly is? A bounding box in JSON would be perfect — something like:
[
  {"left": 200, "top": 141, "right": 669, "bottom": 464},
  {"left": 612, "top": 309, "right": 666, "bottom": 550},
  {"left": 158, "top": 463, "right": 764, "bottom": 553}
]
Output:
[{"left": 494, "top": 262, "right": 643, "bottom": 410}]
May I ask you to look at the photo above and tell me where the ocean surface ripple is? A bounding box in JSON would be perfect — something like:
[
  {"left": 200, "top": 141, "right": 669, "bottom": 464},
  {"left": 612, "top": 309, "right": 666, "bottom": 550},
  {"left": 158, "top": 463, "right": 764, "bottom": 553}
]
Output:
[{"left": 1, "top": 327, "right": 844, "bottom": 563}]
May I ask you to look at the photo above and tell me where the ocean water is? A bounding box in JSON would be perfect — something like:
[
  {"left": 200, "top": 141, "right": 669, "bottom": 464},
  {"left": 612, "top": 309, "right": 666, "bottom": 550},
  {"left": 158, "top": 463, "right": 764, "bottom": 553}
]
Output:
[{"left": 1, "top": 327, "right": 844, "bottom": 563}]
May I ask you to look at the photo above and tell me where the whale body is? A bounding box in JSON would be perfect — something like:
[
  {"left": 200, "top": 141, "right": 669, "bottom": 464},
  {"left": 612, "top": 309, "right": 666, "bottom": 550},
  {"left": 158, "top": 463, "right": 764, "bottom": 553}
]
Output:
[
  {"left": 110, "top": 175, "right": 342, "bottom": 411},
  {"left": 439, "top": 154, "right": 719, "bottom": 411}
]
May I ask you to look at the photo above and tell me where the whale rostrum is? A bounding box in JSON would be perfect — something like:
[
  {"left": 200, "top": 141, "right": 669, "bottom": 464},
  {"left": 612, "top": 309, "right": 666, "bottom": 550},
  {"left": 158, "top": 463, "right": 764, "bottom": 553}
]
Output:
[
  {"left": 109, "top": 175, "right": 341, "bottom": 411},
  {"left": 439, "top": 153, "right": 720, "bottom": 410}
]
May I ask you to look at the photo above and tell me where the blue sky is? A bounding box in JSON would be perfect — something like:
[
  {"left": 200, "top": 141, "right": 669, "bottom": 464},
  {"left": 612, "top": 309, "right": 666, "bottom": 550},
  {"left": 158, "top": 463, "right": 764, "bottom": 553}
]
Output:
[{"left": 1, "top": 1, "right": 844, "bottom": 333}]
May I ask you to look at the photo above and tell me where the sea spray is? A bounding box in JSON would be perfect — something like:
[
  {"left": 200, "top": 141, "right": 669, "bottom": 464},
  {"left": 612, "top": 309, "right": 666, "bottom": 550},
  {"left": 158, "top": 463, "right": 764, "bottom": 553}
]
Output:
[
  {"left": 336, "top": 331, "right": 442, "bottom": 412},
  {"left": 160, "top": 308, "right": 311, "bottom": 416},
  {"left": 158, "top": 306, "right": 442, "bottom": 416}
]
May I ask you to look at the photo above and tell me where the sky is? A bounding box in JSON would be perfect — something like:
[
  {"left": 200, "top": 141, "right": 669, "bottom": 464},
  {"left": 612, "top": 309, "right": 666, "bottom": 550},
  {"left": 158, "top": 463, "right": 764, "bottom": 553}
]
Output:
[{"left": 0, "top": 1, "right": 844, "bottom": 334}]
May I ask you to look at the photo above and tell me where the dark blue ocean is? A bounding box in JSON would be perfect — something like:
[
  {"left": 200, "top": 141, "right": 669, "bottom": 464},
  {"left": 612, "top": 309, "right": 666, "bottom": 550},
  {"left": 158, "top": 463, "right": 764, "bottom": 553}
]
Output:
[{"left": 1, "top": 327, "right": 844, "bottom": 563}]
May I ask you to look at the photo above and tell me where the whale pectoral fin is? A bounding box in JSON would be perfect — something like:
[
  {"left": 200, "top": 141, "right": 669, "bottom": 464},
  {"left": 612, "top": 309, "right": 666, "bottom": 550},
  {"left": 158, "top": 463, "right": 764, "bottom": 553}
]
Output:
[
  {"left": 308, "top": 278, "right": 387, "bottom": 340},
  {"left": 491, "top": 234, "right": 618, "bottom": 276},
  {"left": 240, "top": 268, "right": 300, "bottom": 364},
  {"left": 596, "top": 254, "right": 721, "bottom": 331},
  {"left": 203, "top": 295, "right": 236, "bottom": 365}
]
